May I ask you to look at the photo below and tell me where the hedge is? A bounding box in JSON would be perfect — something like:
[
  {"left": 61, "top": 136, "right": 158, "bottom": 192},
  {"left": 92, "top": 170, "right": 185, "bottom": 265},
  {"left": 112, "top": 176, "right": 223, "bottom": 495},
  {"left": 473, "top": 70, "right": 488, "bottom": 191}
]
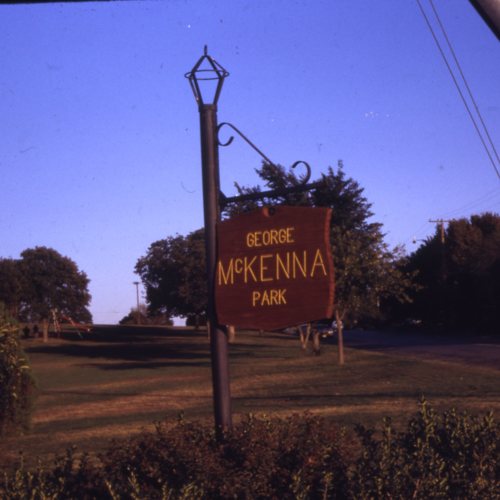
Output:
[
  {"left": 1, "top": 401, "right": 498, "bottom": 499},
  {"left": 0, "top": 304, "right": 36, "bottom": 436}
]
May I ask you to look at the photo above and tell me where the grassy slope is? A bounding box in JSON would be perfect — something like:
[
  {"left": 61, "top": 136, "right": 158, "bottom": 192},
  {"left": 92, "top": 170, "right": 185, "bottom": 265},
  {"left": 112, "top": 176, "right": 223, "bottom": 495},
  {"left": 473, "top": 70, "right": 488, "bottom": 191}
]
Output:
[{"left": 1, "top": 325, "right": 498, "bottom": 467}]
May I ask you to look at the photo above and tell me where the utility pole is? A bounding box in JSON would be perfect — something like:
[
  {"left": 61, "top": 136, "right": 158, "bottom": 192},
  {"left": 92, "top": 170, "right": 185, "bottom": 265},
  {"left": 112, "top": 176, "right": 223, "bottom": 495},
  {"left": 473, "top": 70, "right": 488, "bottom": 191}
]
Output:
[
  {"left": 133, "top": 281, "right": 140, "bottom": 325},
  {"left": 429, "top": 219, "right": 450, "bottom": 245},
  {"left": 429, "top": 219, "right": 451, "bottom": 324},
  {"left": 429, "top": 219, "right": 450, "bottom": 272}
]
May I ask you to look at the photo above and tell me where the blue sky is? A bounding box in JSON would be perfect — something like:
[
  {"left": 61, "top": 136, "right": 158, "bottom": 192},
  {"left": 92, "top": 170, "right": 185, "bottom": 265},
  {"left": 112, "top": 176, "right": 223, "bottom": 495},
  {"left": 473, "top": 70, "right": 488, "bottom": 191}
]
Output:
[{"left": 1, "top": 0, "right": 499, "bottom": 324}]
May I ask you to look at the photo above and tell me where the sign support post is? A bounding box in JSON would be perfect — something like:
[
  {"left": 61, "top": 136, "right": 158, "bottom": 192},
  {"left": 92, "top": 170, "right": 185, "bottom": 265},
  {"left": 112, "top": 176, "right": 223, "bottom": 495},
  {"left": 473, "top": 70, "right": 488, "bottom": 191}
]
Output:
[{"left": 186, "top": 48, "right": 232, "bottom": 435}]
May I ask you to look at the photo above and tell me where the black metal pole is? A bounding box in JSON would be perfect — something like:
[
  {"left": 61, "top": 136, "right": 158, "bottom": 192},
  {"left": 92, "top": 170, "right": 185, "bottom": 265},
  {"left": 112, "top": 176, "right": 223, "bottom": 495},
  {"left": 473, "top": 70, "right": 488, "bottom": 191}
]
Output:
[{"left": 198, "top": 103, "right": 232, "bottom": 435}]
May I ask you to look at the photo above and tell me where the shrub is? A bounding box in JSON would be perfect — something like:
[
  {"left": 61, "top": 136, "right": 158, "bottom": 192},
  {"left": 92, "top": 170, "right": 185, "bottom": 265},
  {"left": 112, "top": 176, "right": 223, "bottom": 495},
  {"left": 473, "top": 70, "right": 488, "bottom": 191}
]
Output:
[
  {"left": 0, "top": 448, "right": 104, "bottom": 500},
  {"left": 99, "top": 413, "right": 351, "bottom": 499},
  {"left": 0, "top": 402, "right": 498, "bottom": 499},
  {"left": 0, "top": 303, "right": 36, "bottom": 435},
  {"left": 351, "top": 399, "right": 499, "bottom": 499}
]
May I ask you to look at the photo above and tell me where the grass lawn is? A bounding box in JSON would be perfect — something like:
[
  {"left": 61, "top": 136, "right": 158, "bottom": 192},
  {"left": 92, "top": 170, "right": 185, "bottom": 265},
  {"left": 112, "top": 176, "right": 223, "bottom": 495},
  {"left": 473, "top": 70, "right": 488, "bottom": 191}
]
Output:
[{"left": 1, "top": 325, "right": 498, "bottom": 468}]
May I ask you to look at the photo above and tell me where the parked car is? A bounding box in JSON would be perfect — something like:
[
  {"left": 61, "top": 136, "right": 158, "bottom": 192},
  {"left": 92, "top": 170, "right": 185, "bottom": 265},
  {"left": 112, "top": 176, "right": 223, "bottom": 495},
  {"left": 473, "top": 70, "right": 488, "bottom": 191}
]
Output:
[
  {"left": 313, "top": 320, "right": 335, "bottom": 338},
  {"left": 284, "top": 320, "right": 342, "bottom": 338}
]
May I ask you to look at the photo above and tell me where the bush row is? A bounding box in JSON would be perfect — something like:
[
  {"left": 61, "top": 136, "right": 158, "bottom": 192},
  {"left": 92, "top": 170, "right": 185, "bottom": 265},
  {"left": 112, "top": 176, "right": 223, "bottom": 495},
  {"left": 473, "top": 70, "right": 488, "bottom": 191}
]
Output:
[{"left": 1, "top": 400, "right": 498, "bottom": 499}]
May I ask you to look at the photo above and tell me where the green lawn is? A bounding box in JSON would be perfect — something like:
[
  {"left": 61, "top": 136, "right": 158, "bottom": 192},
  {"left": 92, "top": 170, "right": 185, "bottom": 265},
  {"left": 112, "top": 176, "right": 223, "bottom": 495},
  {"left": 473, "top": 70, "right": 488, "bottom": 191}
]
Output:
[{"left": 1, "top": 325, "right": 498, "bottom": 468}]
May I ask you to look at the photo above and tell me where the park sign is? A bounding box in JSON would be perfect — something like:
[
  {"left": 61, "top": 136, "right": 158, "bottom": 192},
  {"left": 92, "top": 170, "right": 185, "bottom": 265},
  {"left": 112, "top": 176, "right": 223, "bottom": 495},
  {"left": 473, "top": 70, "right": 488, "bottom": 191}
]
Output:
[{"left": 215, "top": 206, "right": 334, "bottom": 330}]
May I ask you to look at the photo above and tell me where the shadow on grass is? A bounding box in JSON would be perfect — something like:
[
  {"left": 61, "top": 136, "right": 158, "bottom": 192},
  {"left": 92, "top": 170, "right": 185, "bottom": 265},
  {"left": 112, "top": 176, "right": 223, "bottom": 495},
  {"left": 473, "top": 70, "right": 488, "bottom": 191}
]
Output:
[
  {"left": 232, "top": 390, "right": 483, "bottom": 404},
  {"left": 83, "top": 360, "right": 212, "bottom": 370},
  {"left": 84, "top": 325, "right": 206, "bottom": 341},
  {"left": 25, "top": 341, "right": 210, "bottom": 362},
  {"left": 25, "top": 334, "right": 248, "bottom": 370},
  {"left": 42, "top": 389, "right": 143, "bottom": 397}
]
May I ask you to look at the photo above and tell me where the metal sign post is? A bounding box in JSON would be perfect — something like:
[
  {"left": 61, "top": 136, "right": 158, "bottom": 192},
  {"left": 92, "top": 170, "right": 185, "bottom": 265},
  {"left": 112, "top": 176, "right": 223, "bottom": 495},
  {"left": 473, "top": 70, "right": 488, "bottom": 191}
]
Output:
[{"left": 186, "top": 47, "right": 232, "bottom": 435}]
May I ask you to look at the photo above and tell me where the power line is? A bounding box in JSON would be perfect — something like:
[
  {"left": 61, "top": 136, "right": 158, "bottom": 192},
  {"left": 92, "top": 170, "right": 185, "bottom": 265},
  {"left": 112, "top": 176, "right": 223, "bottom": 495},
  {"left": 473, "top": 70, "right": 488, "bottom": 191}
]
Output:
[
  {"left": 439, "top": 188, "right": 500, "bottom": 218},
  {"left": 408, "top": 190, "right": 499, "bottom": 247},
  {"left": 429, "top": 0, "right": 500, "bottom": 168},
  {"left": 416, "top": 0, "right": 500, "bottom": 182}
]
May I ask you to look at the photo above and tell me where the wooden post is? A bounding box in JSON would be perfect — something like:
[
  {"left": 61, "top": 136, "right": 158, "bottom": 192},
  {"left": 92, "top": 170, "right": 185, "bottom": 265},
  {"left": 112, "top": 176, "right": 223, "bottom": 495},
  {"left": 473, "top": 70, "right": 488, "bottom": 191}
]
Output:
[
  {"left": 335, "top": 311, "right": 344, "bottom": 365},
  {"left": 312, "top": 329, "right": 321, "bottom": 355},
  {"left": 300, "top": 323, "right": 312, "bottom": 351},
  {"left": 42, "top": 318, "right": 49, "bottom": 343},
  {"left": 228, "top": 325, "right": 236, "bottom": 343}
]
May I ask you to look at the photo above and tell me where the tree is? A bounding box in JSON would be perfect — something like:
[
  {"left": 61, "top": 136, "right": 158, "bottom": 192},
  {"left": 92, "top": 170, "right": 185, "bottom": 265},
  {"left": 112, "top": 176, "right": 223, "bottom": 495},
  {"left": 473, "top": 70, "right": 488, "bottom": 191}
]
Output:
[
  {"left": 135, "top": 229, "right": 207, "bottom": 324},
  {"left": 407, "top": 212, "right": 500, "bottom": 332},
  {"left": 137, "top": 162, "right": 414, "bottom": 353},
  {"left": 18, "top": 247, "right": 92, "bottom": 327},
  {"left": 0, "top": 259, "right": 23, "bottom": 319},
  {"left": 119, "top": 303, "right": 149, "bottom": 325},
  {"left": 226, "top": 161, "right": 414, "bottom": 362}
]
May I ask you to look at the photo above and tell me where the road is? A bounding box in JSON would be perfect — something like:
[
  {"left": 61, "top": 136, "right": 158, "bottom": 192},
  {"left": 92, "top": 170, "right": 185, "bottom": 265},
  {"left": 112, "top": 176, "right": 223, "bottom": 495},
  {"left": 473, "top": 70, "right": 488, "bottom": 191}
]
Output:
[{"left": 338, "top": 329, "right": 500, "bottom": 370}]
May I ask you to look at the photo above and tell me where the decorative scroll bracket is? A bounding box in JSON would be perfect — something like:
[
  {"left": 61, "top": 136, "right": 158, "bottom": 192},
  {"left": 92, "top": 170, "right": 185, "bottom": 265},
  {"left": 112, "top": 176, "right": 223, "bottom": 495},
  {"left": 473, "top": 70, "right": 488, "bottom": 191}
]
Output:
[{"left": 217, "top": 122, "right": 321, "bottom": 210}]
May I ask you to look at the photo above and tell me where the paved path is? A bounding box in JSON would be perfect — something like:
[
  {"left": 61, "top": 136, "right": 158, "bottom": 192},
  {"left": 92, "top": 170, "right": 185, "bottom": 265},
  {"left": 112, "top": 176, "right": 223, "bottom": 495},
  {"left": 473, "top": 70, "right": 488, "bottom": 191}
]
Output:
[{"left": 339, "top": 329, "right": 500, "bottom": 370}]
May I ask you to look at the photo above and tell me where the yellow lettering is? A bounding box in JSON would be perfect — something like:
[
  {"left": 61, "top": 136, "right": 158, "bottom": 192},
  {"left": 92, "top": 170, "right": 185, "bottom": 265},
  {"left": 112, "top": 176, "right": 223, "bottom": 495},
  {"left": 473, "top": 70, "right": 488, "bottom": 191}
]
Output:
[
  {"left": 246, "top": 233, "right": 254, "bottom": 247},
  {"left": 310, "top": 249, "right": 328, "bottom": 277},
  {"left": 275, "top": 252, "right": 290, "bottom": 279},
  {"left": 260, "top": 254, "right": 273, "bottom": 282},
  {"left": 261, "top": 289, "right": 271, "bottom": 306},
  {"left": 251, "top": 288, "right": 287, "bottom": 307},
  {"left": 246, "top": 227, "right": 295, "bottom": 248},
  {"left": 244, "top": 256, "right": 258, "bottom": 283},
  {"left": 234, "top": 258, "right": 243, "bottom": 275},
  {"left": 292, "top": 250, "right": 308, "bottom": 278},
  {"left": 270, "top": 229, "right": 278, "bottom": 245},
  {"left": 221, "top": 228, "right": 327, "bottom": 288},
  {"left": 218, "top": 259, "right": 234, "bottom": 285},
  {"left": 254, "top": 231, "right": 262, "bottom": 247}
]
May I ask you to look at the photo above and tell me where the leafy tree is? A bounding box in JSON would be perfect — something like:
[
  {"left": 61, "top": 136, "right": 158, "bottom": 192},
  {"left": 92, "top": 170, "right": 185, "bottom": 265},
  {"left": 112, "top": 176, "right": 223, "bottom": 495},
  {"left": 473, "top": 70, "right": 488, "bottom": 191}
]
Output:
[
  {"left": 118, "top": 304, "right": 174, "bottom": 326},
  {"left": 119, "top": 303, "right": 149, "bottom": 325},
  {"left": 137, "top": 162, "right": 413, "bottom": 349},
  {"left": 18, "top": 247, "right": 92, "bottom": 324},
  {"left": 0, "top": 258, "right": 23, "bottom": 319},
  {"left": 135, "top": 229, "right": 207, "bottom": 323},
  {"left": 407, "top": 212, "right": 500, "bottom": 332},
  {"left": 226, "top": 161, "right": 414, "bottom": 362}
]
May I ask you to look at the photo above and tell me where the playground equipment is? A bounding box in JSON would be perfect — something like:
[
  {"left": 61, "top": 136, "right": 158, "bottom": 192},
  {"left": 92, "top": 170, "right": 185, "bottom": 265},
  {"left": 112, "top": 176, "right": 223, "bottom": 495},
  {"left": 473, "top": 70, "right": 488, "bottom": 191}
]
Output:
[{"left": 50, "top": 309, "right": 92, "bottom": 338}]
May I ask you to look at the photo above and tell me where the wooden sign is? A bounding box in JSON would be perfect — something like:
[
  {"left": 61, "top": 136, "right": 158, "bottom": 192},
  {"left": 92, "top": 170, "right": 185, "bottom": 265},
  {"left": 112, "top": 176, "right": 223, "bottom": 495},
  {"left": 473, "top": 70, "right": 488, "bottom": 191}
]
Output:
[{"left": 215, "top": 206, "right": 334, "bottom": 330}]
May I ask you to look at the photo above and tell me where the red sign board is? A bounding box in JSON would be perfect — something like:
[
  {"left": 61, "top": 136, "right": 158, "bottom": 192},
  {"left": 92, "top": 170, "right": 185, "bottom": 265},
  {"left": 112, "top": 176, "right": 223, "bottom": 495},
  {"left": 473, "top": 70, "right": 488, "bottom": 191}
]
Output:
[{"left": 215, "top": 206, "right": 334, "bottom": 330}]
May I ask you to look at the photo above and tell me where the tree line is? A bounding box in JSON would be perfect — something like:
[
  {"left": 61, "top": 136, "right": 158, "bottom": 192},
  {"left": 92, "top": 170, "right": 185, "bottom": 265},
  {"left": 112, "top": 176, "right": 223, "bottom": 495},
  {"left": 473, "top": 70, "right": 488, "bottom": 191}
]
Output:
[
  {"left": 399, "top": 212, "right": 500, "bottom": 332},
  {"left": 2, "top": 164, "right": 497, "bottom": 336},
  {"left": 135, "top": 162, "right": 499, "bottom": 335}
]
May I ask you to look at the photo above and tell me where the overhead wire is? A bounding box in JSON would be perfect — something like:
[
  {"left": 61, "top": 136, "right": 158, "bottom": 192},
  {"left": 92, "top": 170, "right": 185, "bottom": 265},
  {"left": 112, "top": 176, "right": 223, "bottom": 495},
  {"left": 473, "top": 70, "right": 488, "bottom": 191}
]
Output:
[
  {"left": 408, "top": 188, "right": 500, "bottom": 246},
  {"left": 416, "top": 0, "right": 500, "bottom": 182},
  {"left": 439, "top": 188, "right": 500, "bottom": 218},
  {"left": 429, "top": 0, "right": 500, "bottom": 168},
  {"left": 409, "top": 220, "right": 434, "bottom": 245}
]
